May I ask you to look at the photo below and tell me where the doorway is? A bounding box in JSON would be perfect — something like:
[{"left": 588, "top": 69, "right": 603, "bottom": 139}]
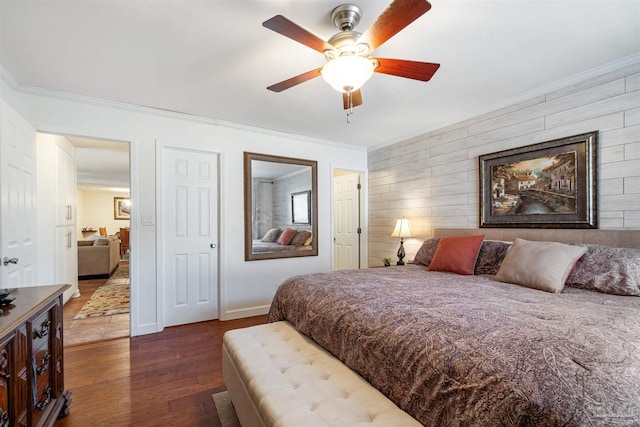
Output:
[
  {"left": 39, "top": 132, "right": 132, "bottom": 346},
  {"left": 333, "top": 169, "right": 365, "bottom": 270}
]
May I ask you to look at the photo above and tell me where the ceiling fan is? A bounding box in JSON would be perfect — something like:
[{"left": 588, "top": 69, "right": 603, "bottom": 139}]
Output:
[{"left": 263, "top": 0, "right": 440, "bottom": 117}]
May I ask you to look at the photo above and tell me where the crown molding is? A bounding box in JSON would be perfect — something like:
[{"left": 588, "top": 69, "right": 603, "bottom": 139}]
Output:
[
  {"left": 0, "top": 62, "right": 20, "bottom": 89},
  {"left": 371, "top": 52, "right": 640, "bottom": 151},
  {"left": 0, "top": 63, "right": 366, "bottom": 153}
]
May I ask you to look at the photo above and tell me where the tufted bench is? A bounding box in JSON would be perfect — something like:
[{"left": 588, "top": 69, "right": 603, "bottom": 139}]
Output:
[{"left": 222, "top": 321, "right": 422, "bottom": 427}]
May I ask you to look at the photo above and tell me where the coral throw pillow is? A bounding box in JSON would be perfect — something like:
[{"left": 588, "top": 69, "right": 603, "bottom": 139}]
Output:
[
  {"left": 277, "top": 228, "right": 297, "bottom": 246},
  {"left": 427, "top": 235, "right": 486, "bottom": 275}
]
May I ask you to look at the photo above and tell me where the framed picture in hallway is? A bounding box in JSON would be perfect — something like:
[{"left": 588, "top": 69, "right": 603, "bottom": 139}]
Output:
[
  {"left": 479, "top": 131, "right": 598, "bottom": 229},
  {"left": 114, "top": 197, "right": 131, "bottom": 220}
]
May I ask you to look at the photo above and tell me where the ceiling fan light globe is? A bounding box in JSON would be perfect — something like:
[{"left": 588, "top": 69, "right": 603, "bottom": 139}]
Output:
[{"left": 321, "top": 55, "right": 374, "bottom": 93}]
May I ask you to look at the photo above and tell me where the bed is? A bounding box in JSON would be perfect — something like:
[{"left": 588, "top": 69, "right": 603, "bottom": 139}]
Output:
[
  {"left": 264, "top": 228, "right": 640, "bottom": 426},
  {"left": 250, "top": 227, "right": 312, "bottom": 254},
  {"left": 251, "top": 240, "right": 311, "bottom": 254}
]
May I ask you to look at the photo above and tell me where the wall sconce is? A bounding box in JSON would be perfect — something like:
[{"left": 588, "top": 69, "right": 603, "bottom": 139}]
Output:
[{"left": 391, "top": 217, "right": 412, "bottom": 265}]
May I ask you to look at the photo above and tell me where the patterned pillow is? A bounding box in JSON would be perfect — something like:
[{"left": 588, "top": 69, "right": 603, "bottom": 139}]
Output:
[
  {"left": 290, "top": 231, "right": 312, "bottom": 247},
  {"left": 474, "top": 240, "right": 512, "bottom": 275},
  {"left": 413, "top": 238, "right": 441, "bottom": 266},
  {"left": 565, "top": 244, "right": 640, "bottom": 296}
]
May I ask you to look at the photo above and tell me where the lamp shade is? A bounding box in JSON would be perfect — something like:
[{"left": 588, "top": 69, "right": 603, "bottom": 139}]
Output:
[
  {"left": 391, "top": 218, "right": 412, "bottom": 238},
  {"left": 321, "top": 55, "right": 374, "bottom": 93}
]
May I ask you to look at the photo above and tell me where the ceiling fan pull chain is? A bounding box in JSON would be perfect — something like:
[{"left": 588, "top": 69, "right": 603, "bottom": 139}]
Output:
[{"left": 346, "top": 90, "right": 353, "bottom": 124}]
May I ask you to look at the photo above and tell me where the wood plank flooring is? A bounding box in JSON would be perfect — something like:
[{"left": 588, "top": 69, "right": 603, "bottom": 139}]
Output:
[{"left": 54, "top": 315, "right": 267, "bottom": 426}]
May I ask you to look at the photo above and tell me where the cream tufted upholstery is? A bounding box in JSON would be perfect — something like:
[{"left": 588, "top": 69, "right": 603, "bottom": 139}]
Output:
[{"left": 222, "top": 321, "right": 421, "bottom": 427}]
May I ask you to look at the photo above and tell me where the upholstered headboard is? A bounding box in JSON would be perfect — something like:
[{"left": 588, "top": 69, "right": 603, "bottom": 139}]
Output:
[{"left": 433, "top": 228, "right": 640, "bottom": 249}]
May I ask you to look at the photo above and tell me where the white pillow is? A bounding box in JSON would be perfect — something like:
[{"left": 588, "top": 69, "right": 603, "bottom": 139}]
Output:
[{"left": 495, "top": 238, "right": 587, "bottom": 293}]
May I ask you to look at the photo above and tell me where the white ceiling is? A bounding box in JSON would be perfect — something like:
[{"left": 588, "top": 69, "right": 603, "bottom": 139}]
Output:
[{"left": 2, "top": 1, "right": 639, "bottom": 150}]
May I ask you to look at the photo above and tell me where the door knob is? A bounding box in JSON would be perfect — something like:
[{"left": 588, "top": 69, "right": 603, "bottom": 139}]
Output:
[
  {"left": 210, "top": 244, "right": 216, "bottom": 249},
  {"left": 3, "top": 257, "right": 18, "bottom": 266}
]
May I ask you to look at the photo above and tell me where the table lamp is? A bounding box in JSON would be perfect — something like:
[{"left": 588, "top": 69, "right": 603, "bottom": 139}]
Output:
[{"left": 391, "top": 217, "right": 412, "bottom": 265}]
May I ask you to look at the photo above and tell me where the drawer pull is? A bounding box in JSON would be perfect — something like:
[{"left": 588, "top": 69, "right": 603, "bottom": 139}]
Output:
[
  {"left": 0, "top": 409, "right": 8, "bottom": 427},
  {"left": 35, "top": 387, "right": 52, "bottom": 411},
  {"left": 33, "top": 320, "right": 52, "bottom": 339},
  {"left": 36, "top": 353, "right": 51, "bottom": 375},
  {"left": 0, "top": 353, "right": 8, "bottom": 380}
]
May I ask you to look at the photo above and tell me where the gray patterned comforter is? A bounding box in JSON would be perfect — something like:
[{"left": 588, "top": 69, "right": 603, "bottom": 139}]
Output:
[{"left": 267, "top": 265, "right": 640, "bottom": 426}]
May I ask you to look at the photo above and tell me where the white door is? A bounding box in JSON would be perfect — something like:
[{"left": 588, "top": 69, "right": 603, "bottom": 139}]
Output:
[
  {"left": 334, "top": 172, "right": 361, "bottom": 270},
  {"left": 0, "top": 101, "right": 36, "bottom": 288},
  {"left": 162, "top": 147, "right": 219, "bottom": 327}
]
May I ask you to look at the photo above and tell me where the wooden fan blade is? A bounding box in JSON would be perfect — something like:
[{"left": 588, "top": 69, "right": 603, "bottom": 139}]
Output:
[
  {"left": 263, "top": 15, "right": 333, "bottom": 54},
  {"left": 342, "top": 90, "right": 363, "bottom": 109},
  {"left": 359, "top": 0, "right": 432, "bottom": 52},
  {"left": 373, "top": 58, "right": 440, "bottom": 81},
  {"left": 267, "top": 67, "right": 323, "bottom": 92}
]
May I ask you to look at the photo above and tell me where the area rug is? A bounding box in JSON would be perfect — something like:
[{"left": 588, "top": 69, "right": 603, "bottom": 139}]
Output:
[
  {"left": 110, "top": 262, "right": 129, "bottom": 279},
  {"left": 73, "top": 279, "right": 130, "bottom": 320},
  {"left": 212, "top": 391, "right": 241, "bottom": 427}
]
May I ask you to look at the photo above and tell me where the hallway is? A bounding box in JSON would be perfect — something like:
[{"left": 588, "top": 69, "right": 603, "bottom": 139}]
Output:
[{"left": 63, "top": 261, "right": 130, "bottom": 346}]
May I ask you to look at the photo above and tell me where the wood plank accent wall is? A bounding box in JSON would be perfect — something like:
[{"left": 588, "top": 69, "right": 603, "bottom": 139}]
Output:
[{"left": 367, "top": 62, "right": 640, "bottom": 267}]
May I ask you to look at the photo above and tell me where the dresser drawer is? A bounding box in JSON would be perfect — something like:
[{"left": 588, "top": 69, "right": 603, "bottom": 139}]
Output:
[
  {"left": 31, "top": 383, "right": 53, "bottom": 427},
  {"left": 33, "top": 348, "right": 52, "bottom": 391},
  {"left": 0, "top": 336, "right": 11, "bottom": 427},
  {"left": 29, "top": 309, "right": 53, "bottom": 352}
]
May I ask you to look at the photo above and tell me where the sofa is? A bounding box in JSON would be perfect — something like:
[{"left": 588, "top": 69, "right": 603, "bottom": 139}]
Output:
[{"left": 77, "top": 235, "right": 121, "bottom": 277}]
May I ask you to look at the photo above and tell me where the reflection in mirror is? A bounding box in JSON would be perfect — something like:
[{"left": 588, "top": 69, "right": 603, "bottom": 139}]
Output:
[{"left": 244, "top": 152, "right": 318, "bottom": 261}]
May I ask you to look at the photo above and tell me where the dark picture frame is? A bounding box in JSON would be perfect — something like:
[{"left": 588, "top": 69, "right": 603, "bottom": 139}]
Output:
[
  {"left": 114, "top": 197, "right": 131, "bottom": 220},
  {"left": 291, "top": 190, "right": 311, "bottom": 224},
  {"left": 479, "top": 131, "right": 598, "bottom": 228}
]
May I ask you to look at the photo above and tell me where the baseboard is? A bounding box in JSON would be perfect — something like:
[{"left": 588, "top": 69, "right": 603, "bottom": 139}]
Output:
[
  {"left": 131, "top": 322, "right": 161, "bottom": 336},
  {"left": 221, "top": 305, "right": 270, "bottom": 321}
]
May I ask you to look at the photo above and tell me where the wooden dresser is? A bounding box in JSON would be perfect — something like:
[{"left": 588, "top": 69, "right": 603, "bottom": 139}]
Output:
[{"left": 0, "top": 285, "right": 71, "bottom": 427}]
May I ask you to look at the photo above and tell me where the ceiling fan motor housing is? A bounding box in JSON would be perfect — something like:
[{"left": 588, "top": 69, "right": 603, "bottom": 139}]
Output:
[
  {"left": 331, "top": 4, "right": 362, "bottom": 31},
  {"left": 327, "top": 31, "right": 367, "bottom": 57}
]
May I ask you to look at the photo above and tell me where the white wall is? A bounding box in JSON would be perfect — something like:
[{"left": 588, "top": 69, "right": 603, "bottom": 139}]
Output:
[
  {"left": 368, "top": 59, "right": 640, "bottom": 266},
  {"left": 77, "top": 189, "right": 130, "bottom": 237},
  {"left": 8, "top": 87, "right": 367, "bottom": 335}
]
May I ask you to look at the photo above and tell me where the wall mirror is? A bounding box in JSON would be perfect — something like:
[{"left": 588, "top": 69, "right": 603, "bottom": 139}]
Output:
[{"left": 244, "top": 152, "right": 318, "bottom": 261}]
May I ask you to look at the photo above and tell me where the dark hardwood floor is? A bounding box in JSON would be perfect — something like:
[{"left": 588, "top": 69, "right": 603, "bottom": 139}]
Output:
[{"left": 54, "top": 315, "right": 267, "bottom": 426}]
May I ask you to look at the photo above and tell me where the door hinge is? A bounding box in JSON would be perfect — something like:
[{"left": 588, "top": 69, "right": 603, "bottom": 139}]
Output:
[
  {"left": 357, "top": 227, "right": 362, "bottom": 234},
  {"left": 357, "top": 183, "right": 361, "bottom": 190}
]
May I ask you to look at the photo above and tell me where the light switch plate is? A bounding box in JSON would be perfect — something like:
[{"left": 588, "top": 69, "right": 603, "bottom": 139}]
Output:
[{"left": 141, "top": 214, "right": 154, "bottom": 226}]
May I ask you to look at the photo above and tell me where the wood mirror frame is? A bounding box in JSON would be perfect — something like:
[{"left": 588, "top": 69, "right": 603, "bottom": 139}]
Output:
[{"left": 244, "top": 152, "right": 318, "bottom": 261}]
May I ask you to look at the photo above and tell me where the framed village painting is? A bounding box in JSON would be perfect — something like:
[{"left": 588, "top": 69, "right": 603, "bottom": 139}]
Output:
[{"left": 479, "top": 131, "right": 598, "bottom": 228}]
